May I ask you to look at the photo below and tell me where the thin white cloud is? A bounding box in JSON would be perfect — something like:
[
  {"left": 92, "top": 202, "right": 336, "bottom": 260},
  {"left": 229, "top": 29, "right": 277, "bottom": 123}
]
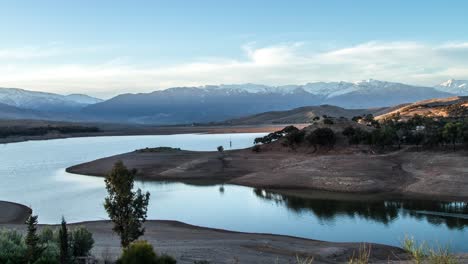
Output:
[{"left": 0, "top": 41, "right": 467, "bottom": 97}]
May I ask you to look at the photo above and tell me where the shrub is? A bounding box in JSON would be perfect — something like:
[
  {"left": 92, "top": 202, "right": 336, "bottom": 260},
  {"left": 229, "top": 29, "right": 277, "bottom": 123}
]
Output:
[
  {"left": 71, "top": 226, "right": 95, "bottom": 257},
  {"left": 35, "top": 242, "right": 60, "bottom": 264},
  {"left": 252, "top": 145, "right": 261, "bottom": 153},
  {"left": 323, "top": 118, "right": 334, "bottom": 125},
  {"left": 285, "top": 130, "right": 305, "bottom": 148},
  {"left": 0, "top": 229, "right": 27, "bottom": 263},
  {"left": 156, "top": 254, "right": 177, "bottom": 264},
  {"left": 118, "top": 240, "right": 158, "bottom": 264},
  {"left": 306, "top": 128, "right": 336, "bottom": 148},
  {"left": 39, "top": 227, "right": 55, "bottom": 244},
  {"left": 118, "top": 241, "right": 177, "bottom": 264}
]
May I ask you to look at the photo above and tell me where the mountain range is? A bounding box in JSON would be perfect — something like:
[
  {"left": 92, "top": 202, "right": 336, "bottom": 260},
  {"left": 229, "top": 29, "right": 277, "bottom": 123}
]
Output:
[{"left": 0, "top": 79, "right": 467, "bottom": 124}]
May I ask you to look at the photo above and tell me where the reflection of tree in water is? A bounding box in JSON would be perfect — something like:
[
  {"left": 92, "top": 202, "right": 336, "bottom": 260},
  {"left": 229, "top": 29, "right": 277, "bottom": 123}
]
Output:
[{"left": 253, "top": 189, "right": 468, "bottom": 229}]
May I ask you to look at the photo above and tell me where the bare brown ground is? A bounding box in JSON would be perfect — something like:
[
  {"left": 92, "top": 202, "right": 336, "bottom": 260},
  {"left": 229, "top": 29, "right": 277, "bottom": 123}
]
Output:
[
  {"left": 0, "top": 201, "right": 31, "bottom": 224},
  {"left": 1, "top": 220, "right": 411, "bottom": 264},
  {"left": 67, "top": 146, "right": 468, "bottom": 202}
]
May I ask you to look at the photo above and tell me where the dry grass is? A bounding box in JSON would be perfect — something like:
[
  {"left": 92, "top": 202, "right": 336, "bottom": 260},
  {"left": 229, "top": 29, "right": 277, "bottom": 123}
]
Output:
[
  {"left": 402, "top": 236, "right": 459, "bottom": 264},
  {"left": 348, "top": 243, "right": 371, "bottom": 264}
]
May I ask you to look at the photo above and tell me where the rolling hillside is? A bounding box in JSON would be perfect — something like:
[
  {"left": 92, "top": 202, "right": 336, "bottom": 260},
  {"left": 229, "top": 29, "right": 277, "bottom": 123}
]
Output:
[{"left": 375, "top": 96, "right": 468, "bottom": 120}]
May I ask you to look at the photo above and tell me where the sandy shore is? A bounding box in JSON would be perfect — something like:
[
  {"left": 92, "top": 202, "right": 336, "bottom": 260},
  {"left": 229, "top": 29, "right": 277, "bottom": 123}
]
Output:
[
  {"left": 0, "top": 220, "right": 410, "bottom": 263},
  {"left": 67, "top": 147, "right": 468, "bottom": 202}
]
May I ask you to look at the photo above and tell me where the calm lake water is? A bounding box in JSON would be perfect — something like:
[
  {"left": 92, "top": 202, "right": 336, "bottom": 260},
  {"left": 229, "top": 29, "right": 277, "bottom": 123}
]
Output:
[{"left": 0, "top": 134, "right": 467, "bottom": 252}]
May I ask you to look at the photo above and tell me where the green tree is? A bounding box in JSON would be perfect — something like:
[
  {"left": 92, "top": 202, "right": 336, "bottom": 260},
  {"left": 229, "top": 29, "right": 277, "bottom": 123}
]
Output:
[
  {"left": 104, "top": 161, "right": 150, "bottom": 248},
  {"left": 443, "top": 122, "right": 463, "bottom": 151},
  {"left": 59, "top": 217, "right": 69, "bottom": 264},
  {"left": 25, "top": 214, "right": 43, "bottom": 263},
  {"left": 70, "top": 227, "right": 94, "bottom": 257},
  {"left": 306, "top": 128, "right": 336, "bottom": 151}
]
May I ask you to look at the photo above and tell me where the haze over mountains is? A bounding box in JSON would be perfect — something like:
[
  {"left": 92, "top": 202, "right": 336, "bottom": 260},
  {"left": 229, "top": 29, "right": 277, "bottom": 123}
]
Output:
[{"left": 0, "top": 79, "right": 467, "bottom": 124}]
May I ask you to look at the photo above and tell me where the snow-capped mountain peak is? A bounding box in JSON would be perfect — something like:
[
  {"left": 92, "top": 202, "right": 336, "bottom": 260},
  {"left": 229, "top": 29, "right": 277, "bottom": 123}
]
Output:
[{"left": 435, "top": 79, "right": 468, "bottom": 95}]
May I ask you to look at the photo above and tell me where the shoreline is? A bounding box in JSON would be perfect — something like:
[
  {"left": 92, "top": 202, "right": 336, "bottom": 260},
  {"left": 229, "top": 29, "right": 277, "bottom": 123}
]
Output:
[
  {"left": 1, "top": 218, "right": 410, "bottom": 263},
  {"left": 66, "top": 148, "right": 468, "bottom": 202},
  {"left": 0, "top": 124, "right": 308, "bottom": 144},
  {"left": 0, "top": 201, "right": 32, "bottom": 224}
]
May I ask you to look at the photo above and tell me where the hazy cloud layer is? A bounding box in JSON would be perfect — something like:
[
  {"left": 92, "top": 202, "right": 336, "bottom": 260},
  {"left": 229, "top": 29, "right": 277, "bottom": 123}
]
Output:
[{"left": 0, "top": 41, "right": 467, "bottom": 97}]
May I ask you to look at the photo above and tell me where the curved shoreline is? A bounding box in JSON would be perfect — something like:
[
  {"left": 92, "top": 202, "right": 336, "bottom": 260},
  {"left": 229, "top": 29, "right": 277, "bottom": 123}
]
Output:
[
  {"left": 1, "top": 218, "right": 410, "bottom": 263},
  {"left": 0, "top": 201, "right": 32, "bottom": 224},
  {"left": 0, "top": 124, "right": 300, "bottom": 144},
  {"left": 66, "top": 148, "right": 468, "bottom": 202}
]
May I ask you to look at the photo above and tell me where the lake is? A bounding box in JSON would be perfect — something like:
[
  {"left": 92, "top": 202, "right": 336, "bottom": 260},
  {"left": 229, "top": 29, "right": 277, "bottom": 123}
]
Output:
[{"left": 0, "top": 134, "right": 467, "bottom": 252}]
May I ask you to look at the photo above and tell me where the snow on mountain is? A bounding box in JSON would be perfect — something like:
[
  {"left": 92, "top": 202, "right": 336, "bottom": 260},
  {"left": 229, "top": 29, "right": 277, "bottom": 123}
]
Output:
[
  {"left": 435, "top": 79, "right": 468, "bottom": 95},
  {"left": 66, "top": 94, "right": 103, "bottom": 105},
  {"left": 0, "top": 87, "right": 102, "bottom": 112},
  {"left": 198, "top": 79, "right": 442, "bottom": 99}
]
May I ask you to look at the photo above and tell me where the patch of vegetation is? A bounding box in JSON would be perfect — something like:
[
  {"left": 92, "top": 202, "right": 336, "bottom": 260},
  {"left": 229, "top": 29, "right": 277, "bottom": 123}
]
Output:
[
  {"left": 254, "top": 125, "right": 300, "bottom": 144},
  {"left": 104, "top": 161, "right": 150, "bottom": 248},
  {"left": 345, "top": 113, "right": 468, "bottom": 150},
  {"left": 0, "top": 125, "right": 100, "bottom": 138},
  {"left": 348, "top": 244, "right": 371, "bottom": 264},
  {"left": 306, "top": 127, "right": 336, "bottom": 150},
  {"left": 137, "top": 147, "right": 181, "bottom": 153},
  {"left": 117, "top": 240, "right": 176, "bottom": 264},
  {"left": 0, "top": 214, "right": 94, "bottom": 264},
  {"left": 403, "top": 236, "right": 459, "bottom": 264}
]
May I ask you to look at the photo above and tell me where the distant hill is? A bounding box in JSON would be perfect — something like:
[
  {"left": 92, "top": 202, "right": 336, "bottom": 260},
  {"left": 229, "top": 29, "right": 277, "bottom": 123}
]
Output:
[
  {"left": 0, "top": 102, "right": 46, "bottom": 120},
  {"left": 0, "top": 87, "right": 102, "bottom": 113},
  {"left": 82, "top": 79, "right": 452, "bottom": 124},
  {"left": 0, "top": 79, "right": 464, "bottom": 125},
  {"left": 217, "top": 105, "right": 390, "bottom": 125},
  {"left": 375, "top": 96, "right": 468, "bottom": 120}
]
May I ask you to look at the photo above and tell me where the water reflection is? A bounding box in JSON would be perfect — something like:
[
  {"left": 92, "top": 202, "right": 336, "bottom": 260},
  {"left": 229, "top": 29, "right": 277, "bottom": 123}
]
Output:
[{"left": 253, "top": 189, "right": 468, "bottom": 229}]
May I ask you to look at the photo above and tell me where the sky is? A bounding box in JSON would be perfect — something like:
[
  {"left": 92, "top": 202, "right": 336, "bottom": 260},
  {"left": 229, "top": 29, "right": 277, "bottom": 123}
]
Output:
[{"left": 1, "top": 0, "right": 468, "bottom": 98}]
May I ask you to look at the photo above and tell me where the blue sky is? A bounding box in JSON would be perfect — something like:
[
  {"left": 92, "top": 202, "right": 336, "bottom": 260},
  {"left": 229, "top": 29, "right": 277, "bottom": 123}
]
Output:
[{"left": 1, "top": 0, "right": 468, "bottom": 97}]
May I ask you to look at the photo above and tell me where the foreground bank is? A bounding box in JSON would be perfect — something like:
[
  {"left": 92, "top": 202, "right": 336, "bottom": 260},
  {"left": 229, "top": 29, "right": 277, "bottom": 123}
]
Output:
[{"left": 0, "top": 201, "right": 412, "bottom": 263}]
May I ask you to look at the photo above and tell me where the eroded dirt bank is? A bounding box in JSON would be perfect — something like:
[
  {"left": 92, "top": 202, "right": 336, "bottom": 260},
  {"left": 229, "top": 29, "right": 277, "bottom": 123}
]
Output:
[{"left": 67, "top": 147, "right": 468, "bottom": 202}]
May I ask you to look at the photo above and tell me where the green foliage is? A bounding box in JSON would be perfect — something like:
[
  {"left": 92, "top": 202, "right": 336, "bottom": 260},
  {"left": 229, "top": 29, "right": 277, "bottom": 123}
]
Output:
[
  {"left": 443, "top": 122, "right": 463, "bottom": 150},
  {"left": 156, "top": 254, "right": 177, "bottom": 264},
  {"left": 254, "top": 125, "right": 299, "bottom": 144},
  {"left": 104, "top": 161, "right": 150, "bottom": 248},
  {"left": 118, "top": 241, "right": 176, "bottom": 264},
  {"left": 285, "top": 130, "right": 305, "bottom": 149},
  {"left": 25, "top": 214, "right": 44, "bottom": 263},
  {"left": 137, "top": 147, "right": 181, "bottom": 153},
  {"left": 0, "top": 219, "right": 94, "bottom": 264},
  {"left": 0, "top": 229, "right": 27, "bottom": 263},
  {"left": 342, "top": 126, "right": 371, "bottom": 145},
  {"left": 323, "top": 118, "right": 334, "bottom": 125},
  {"left": 59, "top": 217, "right": 69, "bottom": 264},
  {"left": 402, "top": 236, "right": 458, "bottom": 264},
  {"left": 35, "top": 242, "right": 60, "bottom": 264},
  {"left": 70, "top": 226, "right": 94, "bottom": 257},
  {"left": 39, "top": 227, "right": 55, "bottom": 244},
  {"left": 0, "top": 126, "right": 100, "bottom": 138},
  {"left": 306, "top": 128, "right": 336, "bottom": 149}
]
